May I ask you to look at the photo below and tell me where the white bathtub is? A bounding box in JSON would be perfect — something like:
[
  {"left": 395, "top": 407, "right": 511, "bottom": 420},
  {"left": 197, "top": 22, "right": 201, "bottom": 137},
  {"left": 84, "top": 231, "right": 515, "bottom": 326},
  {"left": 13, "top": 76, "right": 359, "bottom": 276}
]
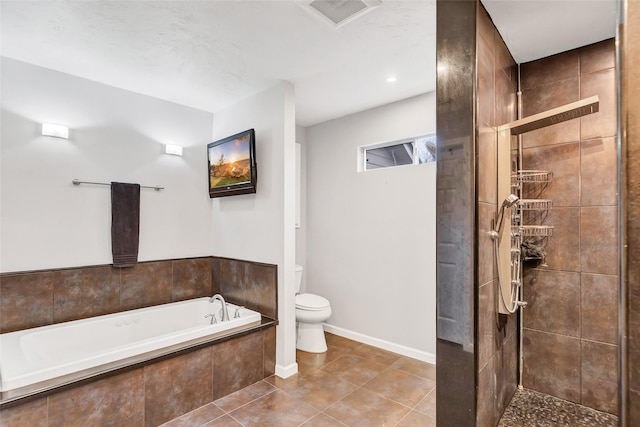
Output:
[{"left": 0, "top": 297, "right": 261, "bottom": 393}]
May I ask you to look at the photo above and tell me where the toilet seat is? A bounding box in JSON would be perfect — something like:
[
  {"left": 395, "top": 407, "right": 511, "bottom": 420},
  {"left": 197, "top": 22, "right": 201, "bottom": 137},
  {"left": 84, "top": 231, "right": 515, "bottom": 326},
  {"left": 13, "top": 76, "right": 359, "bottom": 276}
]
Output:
[{"left": 295, "top": 293, "right": 330, "bottom": 311}]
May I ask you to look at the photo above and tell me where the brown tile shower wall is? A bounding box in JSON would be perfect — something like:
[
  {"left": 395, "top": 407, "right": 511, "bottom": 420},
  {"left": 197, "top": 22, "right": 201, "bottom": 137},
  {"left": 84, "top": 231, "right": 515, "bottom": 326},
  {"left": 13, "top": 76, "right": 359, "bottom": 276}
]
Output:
[
  {"left": 624, "top": 2, "right": 640, "bottom": 423},
  {"left": 520, "top": 39, "right": 619, "bottom": 415},
  {"left": 476, "top": 5, "right": 519, "bottom": 426},
  {"left": 0, "top": 327, "right": 277, "bottom": 427}
]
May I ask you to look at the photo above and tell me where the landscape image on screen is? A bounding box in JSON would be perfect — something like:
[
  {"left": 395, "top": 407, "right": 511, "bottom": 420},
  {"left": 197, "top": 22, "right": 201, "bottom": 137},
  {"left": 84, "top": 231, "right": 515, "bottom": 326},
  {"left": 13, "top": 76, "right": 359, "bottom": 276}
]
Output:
[{"left": 209, "top": 134, "right": 251, "bottom": 188}]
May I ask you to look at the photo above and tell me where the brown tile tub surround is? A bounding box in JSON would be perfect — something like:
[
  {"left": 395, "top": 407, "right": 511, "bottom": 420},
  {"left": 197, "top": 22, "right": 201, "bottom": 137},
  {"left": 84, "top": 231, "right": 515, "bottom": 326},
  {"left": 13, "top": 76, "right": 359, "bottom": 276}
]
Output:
[
  {"left": 0, "top": 255, "right": 278, "bottom": 425},
  {"left": 172, "top": 258, "right": 213, "bottom": 301},
  {"left": 0, "top": 272, "right": 55, "bottom": 333},
  {"left": 0, "top": 326, "right": 277, "bottom": 427},
  {"left": 0, "top": 257, "right": 213, "bottom": 333},
  {"left": 0, "top": 255, "right": 277, "bottom": 333},
  {"left": 520, "top": 38, "right": 619, "bottom": 415},
  {"left": 53, "top": 267, "right": 120, "bottom": 323},
  {"left": 49, "top": 368, "right": 145, "bottom": 427},
  {"left": 212, "top": 256, "right": 278, "bottom": 320},
  {"left": 120, "top": 261, "right": 173, "bottom": 311},
  {"left": 144, "top": 347, "right": 213, "bottom": 426}
]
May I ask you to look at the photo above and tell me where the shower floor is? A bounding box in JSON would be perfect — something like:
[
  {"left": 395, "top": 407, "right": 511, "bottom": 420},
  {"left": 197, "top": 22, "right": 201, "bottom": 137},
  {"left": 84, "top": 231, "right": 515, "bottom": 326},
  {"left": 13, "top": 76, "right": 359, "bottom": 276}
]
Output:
[{"left": 498, "top": 388, "right": 618, "bottom": 427}]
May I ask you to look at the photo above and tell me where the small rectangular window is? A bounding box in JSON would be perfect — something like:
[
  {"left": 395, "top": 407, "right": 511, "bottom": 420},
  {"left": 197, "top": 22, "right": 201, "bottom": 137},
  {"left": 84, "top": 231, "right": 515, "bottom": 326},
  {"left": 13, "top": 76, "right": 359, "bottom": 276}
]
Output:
[{"left": 362, "top": 134, "right": 436, "bottom": 171}]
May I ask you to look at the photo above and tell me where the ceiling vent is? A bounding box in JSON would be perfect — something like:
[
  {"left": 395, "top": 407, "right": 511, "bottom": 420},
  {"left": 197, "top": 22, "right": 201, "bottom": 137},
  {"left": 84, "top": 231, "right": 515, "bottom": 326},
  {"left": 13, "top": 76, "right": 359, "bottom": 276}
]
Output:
[{"left": 302, "top": 0, "right": 382, "bottom": 28}]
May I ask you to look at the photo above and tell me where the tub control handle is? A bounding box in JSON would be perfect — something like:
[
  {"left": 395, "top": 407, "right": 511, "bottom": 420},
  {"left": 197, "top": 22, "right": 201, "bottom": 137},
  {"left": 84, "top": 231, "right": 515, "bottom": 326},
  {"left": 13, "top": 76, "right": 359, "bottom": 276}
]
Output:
[
  {"left": 204, "top": 314, "right": 217, "bottom": 325},
  {"left": 234, "top": 306, "right": 245, "bottom": 319}
]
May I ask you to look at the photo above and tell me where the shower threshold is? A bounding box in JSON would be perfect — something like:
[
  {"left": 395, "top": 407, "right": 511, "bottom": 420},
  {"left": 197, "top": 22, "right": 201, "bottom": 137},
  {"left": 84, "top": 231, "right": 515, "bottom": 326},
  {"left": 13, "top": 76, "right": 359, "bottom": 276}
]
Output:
[{"left": 498, "top": 388, "right": 618, "bottom": 427}]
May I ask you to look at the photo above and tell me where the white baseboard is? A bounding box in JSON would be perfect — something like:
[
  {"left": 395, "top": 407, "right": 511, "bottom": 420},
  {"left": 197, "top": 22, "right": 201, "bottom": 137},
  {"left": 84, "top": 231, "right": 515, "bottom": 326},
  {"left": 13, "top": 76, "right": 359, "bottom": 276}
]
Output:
[
  {"left": 323, "top": 323, "right": 436, "bottom": 365},
  {"left": 275, "top": 362, "right": 299, "bottom": 379}
]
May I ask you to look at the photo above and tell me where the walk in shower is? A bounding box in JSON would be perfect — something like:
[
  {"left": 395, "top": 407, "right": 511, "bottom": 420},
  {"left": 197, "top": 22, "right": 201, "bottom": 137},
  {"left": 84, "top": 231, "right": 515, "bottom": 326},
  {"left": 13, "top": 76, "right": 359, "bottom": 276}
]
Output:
[
  {"left": 493, "top": 39, "right": 619, "bottom": 425},
  {"left": 435, "top": 1, "right": 621, "bottom": 425}
]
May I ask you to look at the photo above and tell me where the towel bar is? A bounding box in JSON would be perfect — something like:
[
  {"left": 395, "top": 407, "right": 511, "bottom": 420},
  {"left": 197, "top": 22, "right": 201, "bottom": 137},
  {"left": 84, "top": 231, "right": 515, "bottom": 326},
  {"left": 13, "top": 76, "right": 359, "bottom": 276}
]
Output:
[{"left": 72, "top": 179, "right": 164, "bottom": 191}]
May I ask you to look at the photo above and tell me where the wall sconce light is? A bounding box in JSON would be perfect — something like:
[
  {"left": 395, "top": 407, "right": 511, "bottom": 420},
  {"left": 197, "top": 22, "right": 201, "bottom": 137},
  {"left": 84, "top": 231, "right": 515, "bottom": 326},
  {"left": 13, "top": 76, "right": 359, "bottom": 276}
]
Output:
[
  {"left": 42, "top": 123, "right": 69, "bottom": 139},
  {"left": 164, "top": 144, "right": 183, "bottom": 156}
]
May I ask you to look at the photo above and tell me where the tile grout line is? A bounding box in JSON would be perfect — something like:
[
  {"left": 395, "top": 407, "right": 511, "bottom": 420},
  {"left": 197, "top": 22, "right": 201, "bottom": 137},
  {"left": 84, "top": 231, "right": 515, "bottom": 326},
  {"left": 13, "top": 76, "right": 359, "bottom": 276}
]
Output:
[
  {"left": 357, "top": 371, "right": 432, "bottom": 416},
  {"left": 225, "top": 411, "right": 247, "bottom": 427},
  {"left": 412, "top": 387, "right": 437, "bottom": 416},
  {"left": 391, "top": 409, "right": 413, "bottom": 427},
  {"left": 318, "top": 384, "right": 362, "bottom": 423},
  {"left": 217, "top": 381, "right": 278, "bottom": 415}
]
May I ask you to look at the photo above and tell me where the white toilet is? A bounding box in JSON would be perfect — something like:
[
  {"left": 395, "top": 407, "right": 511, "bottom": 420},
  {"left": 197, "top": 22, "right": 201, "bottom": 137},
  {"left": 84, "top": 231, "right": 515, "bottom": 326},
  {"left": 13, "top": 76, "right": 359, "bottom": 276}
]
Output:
[{"left": 295, "top": 265, "right": 332, "bottom": 353}]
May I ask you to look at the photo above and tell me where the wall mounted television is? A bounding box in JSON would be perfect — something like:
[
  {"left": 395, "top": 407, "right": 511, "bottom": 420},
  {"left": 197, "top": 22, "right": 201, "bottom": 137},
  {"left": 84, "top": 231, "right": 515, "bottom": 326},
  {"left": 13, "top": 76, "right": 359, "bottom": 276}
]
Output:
[{"left": 207, "top": 129, "right": 257, "bottom": 198}]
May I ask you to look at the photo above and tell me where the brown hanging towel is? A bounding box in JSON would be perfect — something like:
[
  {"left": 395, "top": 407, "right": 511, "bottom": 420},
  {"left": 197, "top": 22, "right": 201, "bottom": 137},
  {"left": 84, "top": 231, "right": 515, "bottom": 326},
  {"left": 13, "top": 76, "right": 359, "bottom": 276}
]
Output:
[{"left": 111, "top": 182, "right": 140, "bottom": 267}]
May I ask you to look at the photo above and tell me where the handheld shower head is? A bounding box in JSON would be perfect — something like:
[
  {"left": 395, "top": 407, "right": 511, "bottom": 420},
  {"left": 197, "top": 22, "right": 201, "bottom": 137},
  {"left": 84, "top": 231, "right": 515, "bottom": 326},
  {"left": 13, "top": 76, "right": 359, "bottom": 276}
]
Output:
[
  {"left": 502, "top": 194, "right": 520, "bottom": 208},
  {"left": 493, "top": 194, "right": 520, "bottom": 238}
]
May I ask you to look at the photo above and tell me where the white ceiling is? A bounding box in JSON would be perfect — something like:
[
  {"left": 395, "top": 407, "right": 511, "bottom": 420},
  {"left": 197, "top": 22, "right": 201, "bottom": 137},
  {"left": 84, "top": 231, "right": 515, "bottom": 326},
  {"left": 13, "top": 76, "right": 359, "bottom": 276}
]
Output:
[
  {"left": 0, "top": 1, "right": 617, "bottom": 127},
  {"left": 482, "top": 0, "right": 618, "bottom": 64}
]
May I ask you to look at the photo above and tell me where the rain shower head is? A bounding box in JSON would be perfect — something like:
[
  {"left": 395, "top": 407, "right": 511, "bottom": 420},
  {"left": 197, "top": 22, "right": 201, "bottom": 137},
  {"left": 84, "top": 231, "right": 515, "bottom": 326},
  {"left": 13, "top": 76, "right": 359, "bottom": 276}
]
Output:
[{"left": 501, "top": 95, "right": 600, "bottom": 136}]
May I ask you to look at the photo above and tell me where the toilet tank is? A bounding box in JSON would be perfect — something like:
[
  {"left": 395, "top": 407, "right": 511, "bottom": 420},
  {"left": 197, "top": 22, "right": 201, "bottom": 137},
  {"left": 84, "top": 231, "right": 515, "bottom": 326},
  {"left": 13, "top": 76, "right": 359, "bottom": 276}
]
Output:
[{"left": 295, "top": 265, "right": 303, "bottom": 293}]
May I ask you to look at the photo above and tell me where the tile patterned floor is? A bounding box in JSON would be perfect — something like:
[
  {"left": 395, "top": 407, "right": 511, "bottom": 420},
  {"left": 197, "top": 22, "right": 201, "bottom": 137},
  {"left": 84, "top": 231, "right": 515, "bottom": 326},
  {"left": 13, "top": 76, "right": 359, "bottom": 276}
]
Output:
[
  {"left": 498, "top": 388, "right": 618, "bottom": 427},
  {"left": 160, "top": 333, "right": 436, "bottom": 427}
]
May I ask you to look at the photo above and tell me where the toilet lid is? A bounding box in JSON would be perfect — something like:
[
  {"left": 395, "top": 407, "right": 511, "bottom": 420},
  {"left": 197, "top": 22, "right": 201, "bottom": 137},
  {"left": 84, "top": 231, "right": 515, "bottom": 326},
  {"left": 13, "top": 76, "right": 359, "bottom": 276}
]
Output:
[{"left": 295, "top": 293, "right": 330, "bottom": 310}]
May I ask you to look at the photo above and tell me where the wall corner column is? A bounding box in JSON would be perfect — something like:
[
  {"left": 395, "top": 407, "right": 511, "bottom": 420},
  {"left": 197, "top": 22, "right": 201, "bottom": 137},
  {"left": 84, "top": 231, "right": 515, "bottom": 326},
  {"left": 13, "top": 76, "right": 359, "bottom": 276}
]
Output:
[{"left": 435, "top": 0, "right": 478, "bottom": 425}]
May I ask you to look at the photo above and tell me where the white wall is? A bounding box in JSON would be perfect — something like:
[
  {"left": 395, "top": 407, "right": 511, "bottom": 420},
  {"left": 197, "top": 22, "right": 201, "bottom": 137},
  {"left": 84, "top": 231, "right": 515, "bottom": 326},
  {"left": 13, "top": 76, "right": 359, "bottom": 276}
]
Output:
[
  {"left": 305, "top": 93, "right": 437, "bottom": 360},
  {"left": 295, "top": 125, "right": 307, "bottom": 270},
  {"left": 0, "top": 58, "right": 214, "bottom": 272},
  {"left": 210, "top": 82, "right": 298, "bottom": 377}
]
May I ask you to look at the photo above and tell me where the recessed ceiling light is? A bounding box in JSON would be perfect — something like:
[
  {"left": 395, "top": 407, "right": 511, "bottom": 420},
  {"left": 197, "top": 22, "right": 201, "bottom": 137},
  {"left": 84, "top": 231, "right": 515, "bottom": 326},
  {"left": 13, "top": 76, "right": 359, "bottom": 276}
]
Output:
[{"left": 386, "top": 76, "right": 398, "bottom": 83}]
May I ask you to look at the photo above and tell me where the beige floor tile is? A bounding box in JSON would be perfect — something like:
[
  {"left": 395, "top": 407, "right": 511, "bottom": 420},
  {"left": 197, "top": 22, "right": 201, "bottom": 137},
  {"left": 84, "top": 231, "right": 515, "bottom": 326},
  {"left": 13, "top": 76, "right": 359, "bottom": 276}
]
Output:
[
  {"left": 213, "top": 380, "right": 276, "bottom": 412},
  {"left": 267, "top": 369, "right": 358, "bottom": 410},
  {"left": 391, "top": 356, "right": 437, "bottom": 382},
  {"left": 159, "top": 403, "right": 224, "bottom": 427},
  {"left": 414, "top": 387, "right": 436, "bottom": 417},
  {"left": 395, "top": 410, "right": 437, "bottom": 427},
  {"left": 265, "top": 371, "right": 311, "bottom": 390},
  {"left": 202, "top": 414, "right": 243, "bottom": 427},
  {"left": 351, "top": 343, "right": 402, "bottom": 366},
  {"left": 229, "top": 389, "right": 319, "bottom": 427},
  {"left": 297, "top": 345, "right": 349, "bottom": 369},
  {"left": 320, "top": 354, "right": 388, "bottom": 386},
  {"left": 301, "top": 412, "right": 349, "bottom": 426},
  {"left": 325, "top": 333, "right": 364, "bottom": 352},
  {"left": 363, "top": 368, "right": 435, "bottom": 407},
  {"left": 324, "top": 387, "right": 410, "bottom": 427}
]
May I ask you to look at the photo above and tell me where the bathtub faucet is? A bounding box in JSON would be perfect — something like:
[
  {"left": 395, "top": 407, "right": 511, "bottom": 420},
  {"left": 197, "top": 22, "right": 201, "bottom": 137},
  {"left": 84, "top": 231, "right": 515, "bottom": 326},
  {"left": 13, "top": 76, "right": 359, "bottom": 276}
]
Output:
[{"left": 209, "top": 294, "right": 230, "bottom": 322}]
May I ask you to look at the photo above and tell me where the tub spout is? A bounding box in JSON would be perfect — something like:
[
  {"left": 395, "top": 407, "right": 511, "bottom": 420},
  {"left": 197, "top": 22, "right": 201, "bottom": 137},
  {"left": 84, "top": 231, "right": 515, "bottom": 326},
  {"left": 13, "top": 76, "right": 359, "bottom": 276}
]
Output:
[{"left": 209, "top": 294, "right": 230, "bottom": 322}]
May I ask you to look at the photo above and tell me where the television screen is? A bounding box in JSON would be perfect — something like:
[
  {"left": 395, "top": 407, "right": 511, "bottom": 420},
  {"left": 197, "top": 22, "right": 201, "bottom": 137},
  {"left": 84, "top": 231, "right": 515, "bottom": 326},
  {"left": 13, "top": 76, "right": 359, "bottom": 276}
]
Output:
[{"left": 207, "top": 129, "right": 257, "bottom": 198}]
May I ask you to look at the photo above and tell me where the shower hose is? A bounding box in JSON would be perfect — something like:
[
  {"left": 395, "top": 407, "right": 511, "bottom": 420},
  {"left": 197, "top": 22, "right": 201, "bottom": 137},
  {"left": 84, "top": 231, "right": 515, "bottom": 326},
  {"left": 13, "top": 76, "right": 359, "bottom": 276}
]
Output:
[{"left": 494, "top": 236, "right": 520, "bottom": 314}]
